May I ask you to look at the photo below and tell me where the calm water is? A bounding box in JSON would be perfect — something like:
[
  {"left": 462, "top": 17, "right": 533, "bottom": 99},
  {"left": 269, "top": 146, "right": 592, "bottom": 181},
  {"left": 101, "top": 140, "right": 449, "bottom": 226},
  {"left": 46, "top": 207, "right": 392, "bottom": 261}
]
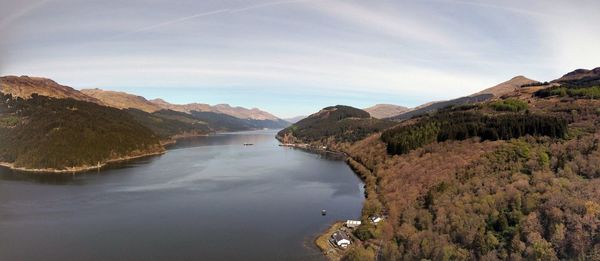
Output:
[{"left": 0, "top": 130, "right": 364, "bottom": 261}]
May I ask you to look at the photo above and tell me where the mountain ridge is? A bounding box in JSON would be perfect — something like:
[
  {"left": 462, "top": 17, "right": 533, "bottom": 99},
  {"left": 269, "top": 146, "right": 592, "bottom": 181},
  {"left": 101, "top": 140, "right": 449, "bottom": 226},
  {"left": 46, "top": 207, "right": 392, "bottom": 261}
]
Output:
[
  {"left": 389, "top": 75, "right": 537, "bottom": 121},
  {"left": 150, "top": 98, "right": 281, "bottom": 121}
]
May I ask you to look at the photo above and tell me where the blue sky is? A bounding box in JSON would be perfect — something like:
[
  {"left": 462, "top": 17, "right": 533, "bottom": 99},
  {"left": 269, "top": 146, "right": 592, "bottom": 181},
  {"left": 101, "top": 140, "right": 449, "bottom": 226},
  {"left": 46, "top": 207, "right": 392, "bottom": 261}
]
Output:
[{"left": 1, "top": 0, "right": 600, "bottom": 118}]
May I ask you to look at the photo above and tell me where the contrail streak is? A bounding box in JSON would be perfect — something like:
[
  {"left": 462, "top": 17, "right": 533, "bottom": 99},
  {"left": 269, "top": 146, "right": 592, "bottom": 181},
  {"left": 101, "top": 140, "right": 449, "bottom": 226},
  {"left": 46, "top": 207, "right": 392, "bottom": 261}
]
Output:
[{"left": 107, "top": 0, "right": 317, "bottom": 40}]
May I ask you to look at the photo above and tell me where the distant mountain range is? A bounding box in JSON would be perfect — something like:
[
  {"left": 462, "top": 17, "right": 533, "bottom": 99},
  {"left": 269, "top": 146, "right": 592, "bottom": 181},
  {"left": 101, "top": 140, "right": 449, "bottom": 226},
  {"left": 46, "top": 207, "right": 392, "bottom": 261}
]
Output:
[{"left": 149, "top": 98, "right": 280, "bottom": 121}]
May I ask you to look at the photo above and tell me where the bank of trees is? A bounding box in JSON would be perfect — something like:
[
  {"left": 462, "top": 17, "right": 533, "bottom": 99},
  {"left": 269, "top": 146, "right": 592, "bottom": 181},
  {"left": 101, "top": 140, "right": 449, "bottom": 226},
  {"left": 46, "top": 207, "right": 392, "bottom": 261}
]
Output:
[
  {"left": 536, "top": 86, "right": 600, "bottom": 99},
  {"left": 0, "top": 93, "right": 162, "bottom": 169},
  {"left": 381, "top": 112, "right": 567, "bottom": 155}
]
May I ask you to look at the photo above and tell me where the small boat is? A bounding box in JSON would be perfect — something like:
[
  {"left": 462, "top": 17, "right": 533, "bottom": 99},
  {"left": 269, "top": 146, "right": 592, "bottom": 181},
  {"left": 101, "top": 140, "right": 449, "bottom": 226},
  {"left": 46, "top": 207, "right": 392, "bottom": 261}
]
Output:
[
  {"left": 243, "top": 143, "right": 254, "bottom": 146},
  {"left": 322, "top": 209, "right": 327, "bottom": 216}
]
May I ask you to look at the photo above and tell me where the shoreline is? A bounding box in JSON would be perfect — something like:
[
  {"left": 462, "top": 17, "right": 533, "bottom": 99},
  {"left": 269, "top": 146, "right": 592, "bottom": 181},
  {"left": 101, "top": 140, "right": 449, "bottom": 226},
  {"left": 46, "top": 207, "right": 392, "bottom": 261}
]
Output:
[
  {"left": 277, "top": 139, "right": 374, "bottom": 260},
  {"left": 314, "top": 221, "right": 349, "bottom": 261},
  {"left": 0, "top": 150, "right": 166, "bottom": 174},
  {"left": 0, "top": 129, "right": 272, "bottom": 174}
]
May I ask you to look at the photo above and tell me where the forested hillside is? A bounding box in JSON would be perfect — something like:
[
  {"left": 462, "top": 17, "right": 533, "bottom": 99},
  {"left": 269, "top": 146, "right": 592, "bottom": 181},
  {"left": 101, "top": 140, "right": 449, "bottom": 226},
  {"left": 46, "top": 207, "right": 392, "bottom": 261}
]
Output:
[
  {"left": 125, "top": 109, "right": 211, "bottom": 138},
  {"left": 276, "top": 105, "right": 395, "bottom": 143},
  {"left": 283, "top": 68, "right": 600, "bottom": 260},
  {"left": 0, "top": 93, "right": 163, "bottom": 170}
]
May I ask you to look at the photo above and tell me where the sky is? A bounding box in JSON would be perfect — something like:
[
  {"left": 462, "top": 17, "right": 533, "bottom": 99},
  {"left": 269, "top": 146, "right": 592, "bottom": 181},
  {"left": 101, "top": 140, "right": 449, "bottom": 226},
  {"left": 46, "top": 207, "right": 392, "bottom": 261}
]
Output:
[{"left": 1, "top": 0, "right": 600, "bottom": 118}]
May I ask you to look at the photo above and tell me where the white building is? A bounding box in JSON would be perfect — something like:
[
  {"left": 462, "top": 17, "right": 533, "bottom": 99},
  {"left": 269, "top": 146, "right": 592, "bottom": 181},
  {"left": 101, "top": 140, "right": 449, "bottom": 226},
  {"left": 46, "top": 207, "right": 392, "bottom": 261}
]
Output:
[
  {"left": 331, "top": 231, "right": 351, "bottom": 248},
  {"left": 370, "top": 215, "right": 383, "bottom": 224},
  {"left": 346, "top": 220, "right": 362, "bottom": 228}
]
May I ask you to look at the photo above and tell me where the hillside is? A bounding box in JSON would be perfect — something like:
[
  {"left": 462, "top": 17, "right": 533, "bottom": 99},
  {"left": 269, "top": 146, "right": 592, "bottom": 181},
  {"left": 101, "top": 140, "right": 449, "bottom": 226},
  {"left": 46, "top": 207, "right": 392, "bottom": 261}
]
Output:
[
  {"left": 0, "top": 93, "right": 163, "bottom": 171},
  {"left": 390, "top": 76, "right": 537, "bottom": 121},
  {"left": 125, "top": 109, "right": 211, "bottom": 139},
  {"left": 277, "top": 105, "right": 395, "bottom": 143},
  {"left": 473, "top": 75, "right": 537, "bottom": 97},
  {"left": 81, "top": 88, "right": 161, "bottom": 112},
  {"left": 285, "top": 68, "right": 600, "bottom": 260},
  {"left": 0, "top": 76, "right": 101, "bottom": 103},
  {"left": 364, "top": 104, "right": 408, "bottom": 119}
]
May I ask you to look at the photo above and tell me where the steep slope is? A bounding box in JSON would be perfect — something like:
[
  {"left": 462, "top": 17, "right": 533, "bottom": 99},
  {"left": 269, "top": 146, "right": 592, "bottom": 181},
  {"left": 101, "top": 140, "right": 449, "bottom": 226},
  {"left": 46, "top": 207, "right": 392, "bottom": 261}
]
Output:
[
  {"left": 277, "top": 105, "right": 395, "bottom": 143},
  {"left": 472, "top": 75, "right": 537, "bottom": 97},
  {"left": 390, "top": 76, "right": 536, "bottom": 121},
  {"left": 364, "top": 104, "right": 409, "bottom": 119},
  {"left": 0, "top": 93, "right": 163, "bottom": 171},
  {"left": 81, "top": 88, "right": 161, "bottom": 112},
  {"left": 0, "top": 75, "right": 101, "bottom": 103},
  {"left": 390, "top": 94, "right": 493, "bottom": 121}
]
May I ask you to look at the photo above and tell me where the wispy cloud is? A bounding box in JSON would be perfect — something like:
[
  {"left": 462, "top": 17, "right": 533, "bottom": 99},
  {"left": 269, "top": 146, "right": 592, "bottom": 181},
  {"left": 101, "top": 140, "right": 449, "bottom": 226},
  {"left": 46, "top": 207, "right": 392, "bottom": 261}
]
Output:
[
  {"left": 0, "top": 0, "right": 52, "bottom": 31},
  {"left": 107, "top": 0, "right": 316, "bottom": 40}
]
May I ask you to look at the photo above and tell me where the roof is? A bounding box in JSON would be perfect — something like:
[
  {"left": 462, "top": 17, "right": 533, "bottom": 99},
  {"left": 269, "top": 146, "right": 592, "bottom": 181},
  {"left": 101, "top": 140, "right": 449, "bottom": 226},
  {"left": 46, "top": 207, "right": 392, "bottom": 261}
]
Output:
[{"left": 332, "top": 231, "right": 350, "bottom": 242}]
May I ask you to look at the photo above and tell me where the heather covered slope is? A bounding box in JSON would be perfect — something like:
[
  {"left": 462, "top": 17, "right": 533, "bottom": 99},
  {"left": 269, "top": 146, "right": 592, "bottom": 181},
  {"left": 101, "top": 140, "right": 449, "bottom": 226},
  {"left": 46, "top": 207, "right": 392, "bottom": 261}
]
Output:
[
  {"left": 81, "top": 88, "right": 162, "bottom": 112},
  {"left": 0, "top": 76, "right": 101, "bottom": 103},
  {"left": 0, "top": 93, "right": 163, "bottom": 171}
]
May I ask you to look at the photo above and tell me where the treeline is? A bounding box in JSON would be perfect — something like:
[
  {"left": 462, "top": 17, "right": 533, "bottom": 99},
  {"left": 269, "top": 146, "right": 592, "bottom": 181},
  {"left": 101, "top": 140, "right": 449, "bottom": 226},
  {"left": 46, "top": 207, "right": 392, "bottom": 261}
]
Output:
[
  {"left": 535, "top": 85, "right": 600, "bottom": 99},
  {"left": 381, "top": 112, "right": 567, "bottom": 155},
  {"left": 521, "top": 81, "right": 549, "bottom": 87}
]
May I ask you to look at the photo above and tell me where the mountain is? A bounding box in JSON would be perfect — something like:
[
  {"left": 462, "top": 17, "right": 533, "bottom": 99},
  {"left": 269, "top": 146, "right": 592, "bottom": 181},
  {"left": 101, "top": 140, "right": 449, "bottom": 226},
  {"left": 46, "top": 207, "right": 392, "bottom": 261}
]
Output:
[
  {"left": 472, "top": 75, "right": 537, "bottom": 97},
  {"left": 389, "top": 76, "right": 537, "bottom": 121},
  {"left": 150, "top": 98, "right": 281, "bottom": 121},
  {"left": 150, "top": 99, "right": 289, "bottom": 129},
  {"left": 363, "top": 104, "right": 409, "bottom": 119},
  {"left": 0, "top": 76, "right": 101, "bottom": 103},
  {"left": 81, "top": 88, "right": 161, "bottom": 112},
  {"left": 150, "top": 98, "right": 212, "bottom": 114},
  {"left": 553, "top": 67, "right": 600, "bottom": 83},
  {"left": 284, "top": 115, "right": 305, "bottom": 123},
  {"left": 281, "top": 67, "right": 600, "bottom": 260},
  {"left": 277, "top": 105, "right": 395, "bottom": 143},
  {"left": 0, "top": 92, "right": 163, "bottom": 171}
]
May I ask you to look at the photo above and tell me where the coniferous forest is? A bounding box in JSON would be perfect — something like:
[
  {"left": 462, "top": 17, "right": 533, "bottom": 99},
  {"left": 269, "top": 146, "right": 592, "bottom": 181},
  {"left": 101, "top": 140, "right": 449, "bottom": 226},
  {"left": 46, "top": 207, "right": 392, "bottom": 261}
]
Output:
[{"left": 0, "top": 93, "right": 163, "bottom": 169}]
